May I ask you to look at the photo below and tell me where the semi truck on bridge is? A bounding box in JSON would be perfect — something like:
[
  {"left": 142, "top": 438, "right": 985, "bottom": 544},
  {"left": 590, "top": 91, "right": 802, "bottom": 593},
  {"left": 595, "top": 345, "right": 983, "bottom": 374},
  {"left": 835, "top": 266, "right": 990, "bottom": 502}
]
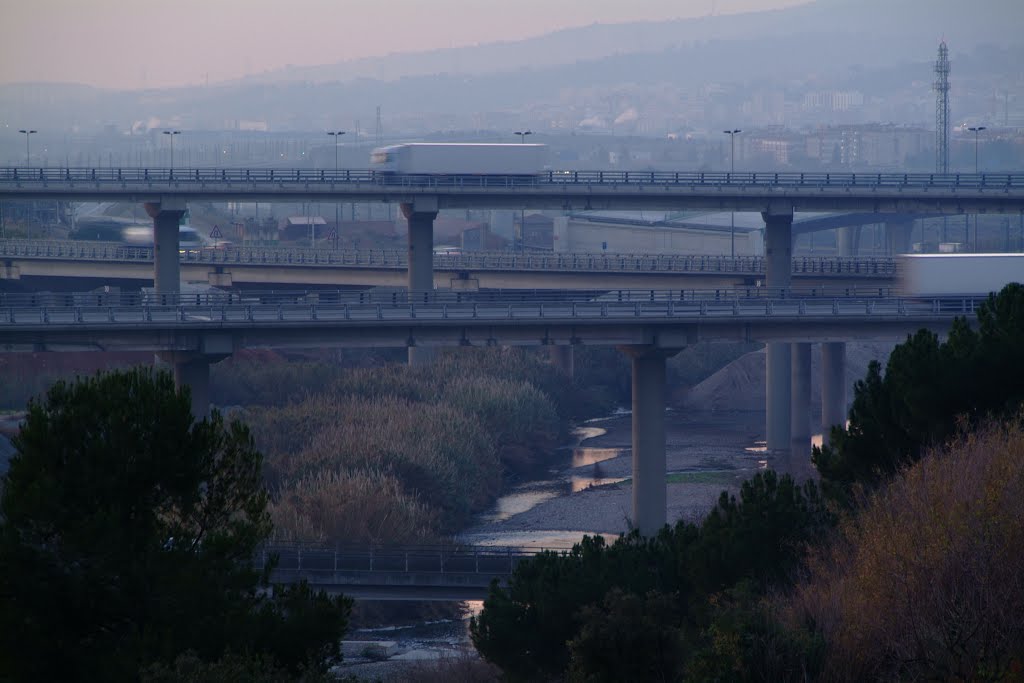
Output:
[
  {"left": 898, "top": 254, "right": 1024, "bottom": 297},
  {"left": 370, "top": 143, "right": 548, "bottom": 175}
]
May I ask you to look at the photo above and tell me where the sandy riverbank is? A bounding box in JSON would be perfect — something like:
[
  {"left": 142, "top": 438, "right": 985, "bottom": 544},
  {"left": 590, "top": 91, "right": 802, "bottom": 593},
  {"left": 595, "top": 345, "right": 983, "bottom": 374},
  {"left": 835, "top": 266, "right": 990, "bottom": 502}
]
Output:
[{"left": 461, "top": 410, "right": 769, "bottom": 545}]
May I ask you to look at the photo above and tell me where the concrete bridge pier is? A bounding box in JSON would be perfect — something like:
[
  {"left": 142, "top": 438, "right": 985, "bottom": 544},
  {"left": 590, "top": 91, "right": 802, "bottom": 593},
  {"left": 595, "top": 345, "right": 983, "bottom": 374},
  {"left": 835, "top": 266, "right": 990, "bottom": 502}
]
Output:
[
  {"left": 836, "top": 225, "right": 861, "bottom": 257},
  {"left": 549, "top": 345, "right": 574, "bottom": 379},
  {"left": 886, "top": 218, "right": 914, "bottom": 255},
  {"left": 175, "top": 356, "right": 211, "bottom": 421},
  {"left": 155, "top": 352, "right": 224, "bottom": 421},
  {"left": 401, "top": 201, "right": 439, "bottom": 366},
  {"left": 764, "top": 208, "right": 793, "bottom": 450},
  {"left": 790, "top": 342, "right": 812, "bottom": 450},
  {"left": 620, "top": 345, "right": 679, "bottom": 536},
  {"left": 158, "top": 335, "right": 233, "bottom": 422},
  {"left": 820, "top": 342, "right": 847, "bottom": 447},
  {"left": 144, "top": 200, "right": 187, "bottom": 300}
]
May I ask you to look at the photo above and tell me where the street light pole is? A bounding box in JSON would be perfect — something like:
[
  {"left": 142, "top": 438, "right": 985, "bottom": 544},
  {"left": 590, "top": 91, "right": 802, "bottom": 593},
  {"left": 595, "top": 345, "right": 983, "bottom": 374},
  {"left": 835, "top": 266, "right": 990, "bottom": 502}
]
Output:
[
  {"left": 967, "top": 126, "right": 986, "bottom": 251},
  {"left": 162, "top": 130, "right": 181, "bottom": 169},
  {"left": 18, "top": 129, "right": 37, "bottom": 167},
  {"left": 327, "top": 131, "right": 346, "bottom": 247},
  {"left": 723, "top": 129, "right": 742, "bottom": 259},
  {"left": 967, "top": 126, "right": 986, "bottom": 174},
  {"left": 513, "top": 131, "right": 532, "bottom": 251},
  {"left": 327, "top": 131, "right": 345, "bottom": 174}
]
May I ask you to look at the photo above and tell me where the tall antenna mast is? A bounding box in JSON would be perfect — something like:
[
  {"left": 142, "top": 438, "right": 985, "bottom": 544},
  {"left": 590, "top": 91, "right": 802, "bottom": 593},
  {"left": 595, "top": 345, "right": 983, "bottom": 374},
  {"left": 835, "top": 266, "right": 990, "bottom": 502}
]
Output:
[
  {"left": 934, "top": 41, "right": 951, "bottom": 174},
  {"left": 375, "top": 105, "right": 383, "bottom": 148}
]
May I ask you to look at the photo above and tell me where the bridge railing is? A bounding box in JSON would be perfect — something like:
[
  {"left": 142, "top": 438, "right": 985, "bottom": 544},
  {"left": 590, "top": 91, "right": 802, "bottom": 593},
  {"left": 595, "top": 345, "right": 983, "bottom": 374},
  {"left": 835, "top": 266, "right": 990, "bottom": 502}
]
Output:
[
  {"left": 0, "top": 286, "right": 903, "bottom": 310},
  {"left": 0, "top": 238, "right": 899, "bottom": 277},
  {"left": 0, "top": 289, "right": 984, "bottom": 326},
  {"left": 262, "top": 542, "right": 567, "bottom": 578},
  {"left": 1, "top": 166, "right": 1023, "bottom": 189}
]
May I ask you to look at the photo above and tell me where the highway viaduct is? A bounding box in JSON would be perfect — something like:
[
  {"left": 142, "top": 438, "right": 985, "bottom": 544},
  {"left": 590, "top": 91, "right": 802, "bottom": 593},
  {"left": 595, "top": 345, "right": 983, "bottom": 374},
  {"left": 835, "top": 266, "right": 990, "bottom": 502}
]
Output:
[
  {"left": 2, "top": 167, "right": 1022, "bottom": 534},
  {"left": 0, "top": 287, "right": 986, "bottom": 536}
]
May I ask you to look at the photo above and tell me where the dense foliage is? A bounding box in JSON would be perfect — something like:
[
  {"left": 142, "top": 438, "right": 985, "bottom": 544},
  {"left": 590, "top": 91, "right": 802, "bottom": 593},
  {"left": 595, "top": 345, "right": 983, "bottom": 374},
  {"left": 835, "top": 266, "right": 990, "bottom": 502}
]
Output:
[
  {"left": 213, "top": 348, "right": 602, "bottom": 544},
  {"left": 0, "top": 369, "right": 351, "bottom": 681},
  {"left": 814, "top": 283, "right": 1024, "bottom": 504},
  {"left": 470, "top": 470, "right": 834, "bottom": 681},
  {"left": 472, "top": 284, "right": 1024, "bottom": 680},
  {"left": 790, "top": 418, "right": 1024, "bottom": 680}
]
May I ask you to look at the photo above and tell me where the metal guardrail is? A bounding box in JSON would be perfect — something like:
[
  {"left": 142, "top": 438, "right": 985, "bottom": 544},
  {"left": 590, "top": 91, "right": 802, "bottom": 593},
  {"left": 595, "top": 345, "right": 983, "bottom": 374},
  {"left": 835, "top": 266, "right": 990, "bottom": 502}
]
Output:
[
  {"left": 0, "top": 287, "right": 899, "bottom": 309},
  {"left": 0, "top": 239, "right": 899, "bottom": 277},
  {"left": 263, "top": 542, "right": 567, "bottom": 578},
  {"left": 0, "top": 290, "right": 981, "bottom": 327},
  {"left": 1, "top": 167, "right": 1023, "bottom": 189}
]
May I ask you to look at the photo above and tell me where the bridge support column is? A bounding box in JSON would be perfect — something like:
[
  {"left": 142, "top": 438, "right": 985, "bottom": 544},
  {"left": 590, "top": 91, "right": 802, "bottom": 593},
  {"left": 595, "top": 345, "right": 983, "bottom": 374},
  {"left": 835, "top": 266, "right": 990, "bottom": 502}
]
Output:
[
  {"left": 886, "top": 219, "right": 914, "bottom": 255},
  {"left": 550, "top": 345, "right": 574, "bottom": 379},
  {"left": 156, "top": 352, "right": 225, "bottom": 421},
  {"left": 791, "top": 342, "right": 812, "bottom": 449},
  {"left": 821, "top": 342, "right": 847, "bottom": 447},
  {"left": 763, "top": 208, "right": 793, "bottom": 450},
  {"left": 836, "top": 225, "right": 861, "bottom": 257},
  {"left": 401, "top": 202, "right": 439, "bottom": 366},
  {"left": 158, "top": 335, "right": 232, "bottom": 421},
  {"left": 174, "top": 357, "right": 211, "bottom": 421},
  {"left": 620, "top": 345, "right": 679, "bottom": 536},
  {"left": 144, "top": 201, "right": 187, "bottom": 299}
]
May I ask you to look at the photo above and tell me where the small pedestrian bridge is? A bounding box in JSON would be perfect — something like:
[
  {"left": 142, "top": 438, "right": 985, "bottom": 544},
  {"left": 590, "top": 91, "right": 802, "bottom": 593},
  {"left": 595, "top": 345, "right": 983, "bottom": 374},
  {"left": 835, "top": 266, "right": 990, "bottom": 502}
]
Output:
[{"left": 263, "top": 543, "right": 566, "bottom": 601}]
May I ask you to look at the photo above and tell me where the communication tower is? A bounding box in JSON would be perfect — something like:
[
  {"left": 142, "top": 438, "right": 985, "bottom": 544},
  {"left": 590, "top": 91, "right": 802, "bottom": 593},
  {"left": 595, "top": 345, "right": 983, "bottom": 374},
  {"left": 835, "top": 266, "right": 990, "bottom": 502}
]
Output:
[
  {"left": 375, "top": 105, "right": 383, "bottom": 148},
  {"left": 934, "top": 41, "right": 951, "bottom": 174}
]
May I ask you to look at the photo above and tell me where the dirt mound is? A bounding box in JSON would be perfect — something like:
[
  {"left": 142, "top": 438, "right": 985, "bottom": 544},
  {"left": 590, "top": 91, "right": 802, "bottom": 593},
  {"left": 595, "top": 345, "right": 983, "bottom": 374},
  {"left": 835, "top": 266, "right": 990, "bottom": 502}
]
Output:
[{"left": 681, "top": 342, "right": 896, "bottom": 416}]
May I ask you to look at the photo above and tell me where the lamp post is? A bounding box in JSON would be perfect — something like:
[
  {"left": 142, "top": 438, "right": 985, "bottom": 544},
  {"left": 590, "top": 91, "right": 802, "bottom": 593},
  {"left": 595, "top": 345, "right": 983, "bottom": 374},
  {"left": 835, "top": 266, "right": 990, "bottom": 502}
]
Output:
[
  {"left": 327, "top": 131, "right": 346, "bottom": 246},
  {"left": 18, "top": 129, "right": 36, "bottom": 167},
  {"left": 723, "top": 129, "right": 742, "bottom": 259},
  {"left": 162, "top": 130, "right": 181, "bottom": 169},
  {"left": 327, "top": 131, "right": 345, "bottom": 174},
  {"left": 967, "top": 126, "right": 986, "bottom": 250},
  {"left": 513, "top": 131, "right": 532, "bottom": 251},
  {"left": 967, "top": 126, "right": 986, "bottom": 174}
]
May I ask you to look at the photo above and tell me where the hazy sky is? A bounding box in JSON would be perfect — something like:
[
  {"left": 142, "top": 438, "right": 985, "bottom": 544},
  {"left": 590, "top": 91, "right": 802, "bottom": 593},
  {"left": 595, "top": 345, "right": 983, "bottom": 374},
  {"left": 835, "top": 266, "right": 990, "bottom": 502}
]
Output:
[{"left": 1, "top": 0, "right": 805, "bottom": 90}]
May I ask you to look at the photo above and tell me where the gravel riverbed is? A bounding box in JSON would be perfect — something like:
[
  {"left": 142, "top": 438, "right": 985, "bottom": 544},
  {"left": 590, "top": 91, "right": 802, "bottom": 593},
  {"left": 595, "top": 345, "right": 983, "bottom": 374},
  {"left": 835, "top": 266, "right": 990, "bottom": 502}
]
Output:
[{"left": 460, "top": 409, "right": 771, "bottom": 546}]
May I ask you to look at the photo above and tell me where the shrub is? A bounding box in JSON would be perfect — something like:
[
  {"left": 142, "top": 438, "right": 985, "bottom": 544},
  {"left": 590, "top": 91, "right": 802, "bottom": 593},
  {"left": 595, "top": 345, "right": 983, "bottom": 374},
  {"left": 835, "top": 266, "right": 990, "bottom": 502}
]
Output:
[
  {"left": 270, "top": 469, "right": 440, "bottom": 544},
  {"left": 471, "top": 471, "right": 833, "bottom": 681},
  {"left": 814, "top": 283, "right": 1024, "bottom": 505},
  {"left": 790, "top": 417, "right": 1024, "bottom": 681}
]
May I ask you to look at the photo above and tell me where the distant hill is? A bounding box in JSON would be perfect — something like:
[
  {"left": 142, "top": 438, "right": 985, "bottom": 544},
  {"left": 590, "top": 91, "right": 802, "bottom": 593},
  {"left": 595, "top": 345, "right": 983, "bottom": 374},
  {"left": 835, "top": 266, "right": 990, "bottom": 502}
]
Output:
[
  {"left": 0, "top": 0, "right": 1018, "bottom": 137},
  {"left": 226, "top": 0, "right": 1022, "bottom": 85}
]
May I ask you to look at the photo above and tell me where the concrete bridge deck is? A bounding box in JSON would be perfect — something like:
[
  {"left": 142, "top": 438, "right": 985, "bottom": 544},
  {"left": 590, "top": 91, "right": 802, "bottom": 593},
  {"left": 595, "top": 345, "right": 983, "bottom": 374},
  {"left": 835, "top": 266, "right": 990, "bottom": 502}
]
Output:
[
  {"left": 0, "top": 239, "right": 898, "bottom": 290},
  {"left": 0, "top": 288, "right": 975, "bottom": 352},
  {"left": 3, "top": 168, "right": 1024, "bottom": 213}
]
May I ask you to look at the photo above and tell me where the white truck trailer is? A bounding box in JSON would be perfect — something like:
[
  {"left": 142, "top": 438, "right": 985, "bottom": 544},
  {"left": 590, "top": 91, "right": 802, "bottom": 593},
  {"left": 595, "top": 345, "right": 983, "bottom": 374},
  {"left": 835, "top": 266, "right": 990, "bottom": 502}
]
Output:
[
  {"left": 369, "top": 143, "right": 547, "bottom": 175},
  {"left": 897, "top": 254, "right": 1024, "bottom": 296}
]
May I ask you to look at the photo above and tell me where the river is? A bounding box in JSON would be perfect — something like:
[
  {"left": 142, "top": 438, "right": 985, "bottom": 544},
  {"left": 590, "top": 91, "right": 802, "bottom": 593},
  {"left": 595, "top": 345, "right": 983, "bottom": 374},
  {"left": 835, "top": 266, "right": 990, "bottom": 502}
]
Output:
[{"left": 341, "top": 408, "right": 810, "bottom": 677}]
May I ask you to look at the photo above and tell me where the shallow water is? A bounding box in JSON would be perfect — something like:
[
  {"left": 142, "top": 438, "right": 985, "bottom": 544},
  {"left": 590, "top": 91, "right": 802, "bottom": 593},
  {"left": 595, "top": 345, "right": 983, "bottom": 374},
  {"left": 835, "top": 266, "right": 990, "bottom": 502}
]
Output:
[
  {"left": 460, "top": 412, "right": 772, "bottom": 548},
  {"left": 356, "top": 411, "right": 777, "bottom": 668},
  {"left": 467, "top": 423, "right": 626, "bottom": 530}
]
